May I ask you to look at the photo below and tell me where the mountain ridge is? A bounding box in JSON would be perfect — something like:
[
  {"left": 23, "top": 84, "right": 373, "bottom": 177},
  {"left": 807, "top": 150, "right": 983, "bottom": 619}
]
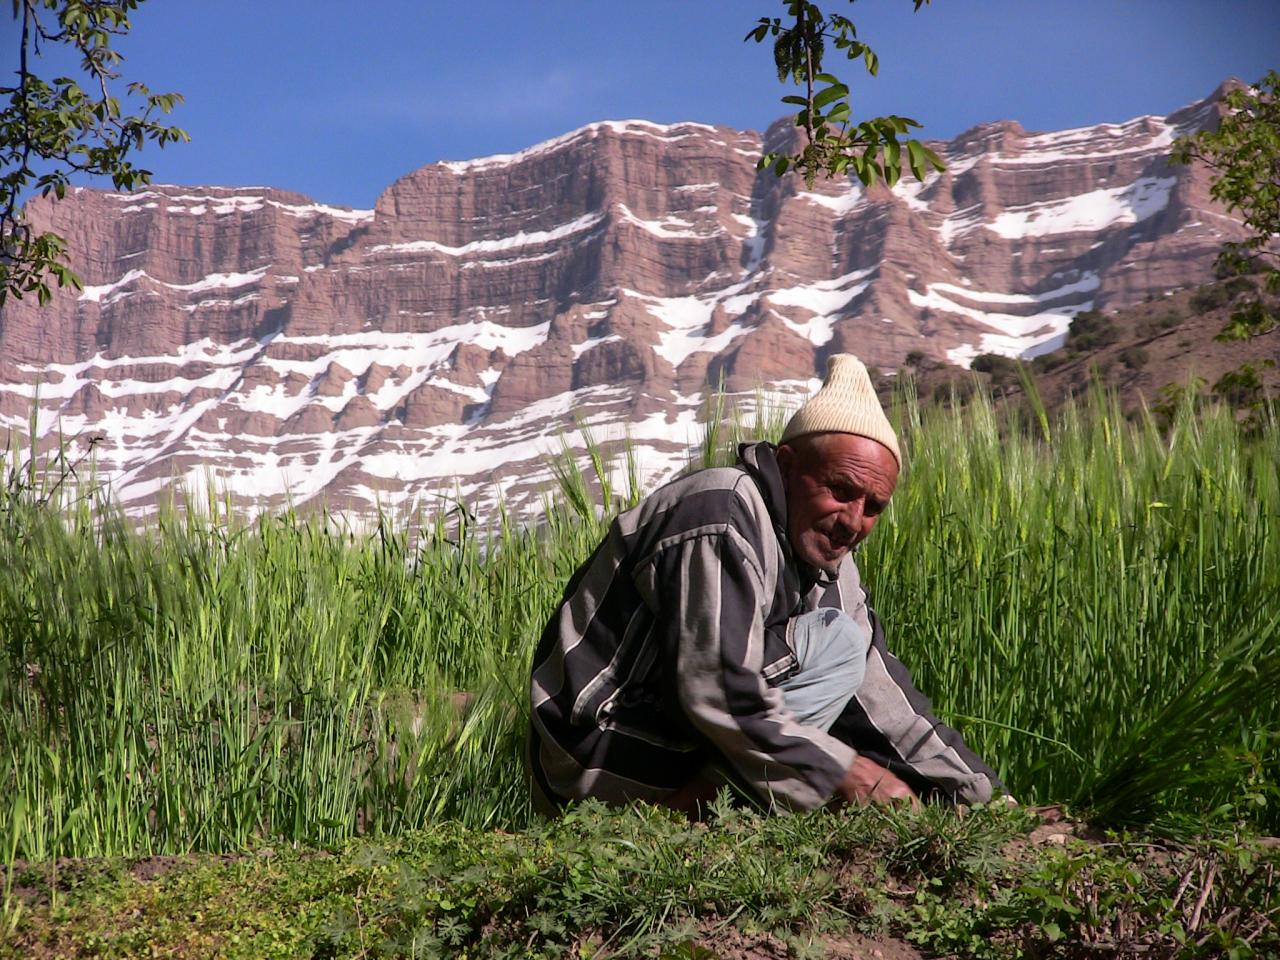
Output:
[{"left": 0, "top": 82, "right": 1254, "bottom": 516}]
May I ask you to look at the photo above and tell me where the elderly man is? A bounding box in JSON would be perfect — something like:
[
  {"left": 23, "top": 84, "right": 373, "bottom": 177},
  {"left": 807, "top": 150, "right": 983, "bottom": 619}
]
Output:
[{"left": 528, "top": 354, "right": 1001, "bottom": 814}]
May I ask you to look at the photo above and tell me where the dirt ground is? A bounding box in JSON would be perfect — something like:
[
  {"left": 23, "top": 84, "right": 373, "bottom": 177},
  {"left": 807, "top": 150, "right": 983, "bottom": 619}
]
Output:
[{"left": 694, "top": 925, "right": 923, "bottom": 960}]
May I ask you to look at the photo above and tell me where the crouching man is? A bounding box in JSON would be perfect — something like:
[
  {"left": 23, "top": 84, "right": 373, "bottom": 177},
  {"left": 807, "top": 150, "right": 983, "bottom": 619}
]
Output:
[{"left": 527, "top": 354, "right": 1001, "bottom": 814}]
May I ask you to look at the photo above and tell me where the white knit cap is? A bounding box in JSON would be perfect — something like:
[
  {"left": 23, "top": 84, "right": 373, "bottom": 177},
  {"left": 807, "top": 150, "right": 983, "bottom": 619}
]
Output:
[{"left": 779, "top": 354, "right": 901, "bottom": 466}]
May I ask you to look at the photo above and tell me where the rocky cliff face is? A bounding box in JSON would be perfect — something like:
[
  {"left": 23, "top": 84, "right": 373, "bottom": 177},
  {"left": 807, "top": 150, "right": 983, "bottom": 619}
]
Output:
[{"left": 0, "top": 85, "right": 1248, "bottom": 516}]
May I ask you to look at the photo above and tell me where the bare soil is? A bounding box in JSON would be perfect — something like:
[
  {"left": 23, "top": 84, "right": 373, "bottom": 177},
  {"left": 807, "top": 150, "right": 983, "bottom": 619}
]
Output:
[{"left": 691, "top": 923, "right": 924, "bottom": 960}]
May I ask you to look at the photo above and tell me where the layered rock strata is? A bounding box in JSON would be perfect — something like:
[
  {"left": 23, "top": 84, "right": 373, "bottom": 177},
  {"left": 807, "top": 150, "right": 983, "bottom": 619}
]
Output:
[{"left": 0, "top": 85, "right": 1249, "bottom": 515}]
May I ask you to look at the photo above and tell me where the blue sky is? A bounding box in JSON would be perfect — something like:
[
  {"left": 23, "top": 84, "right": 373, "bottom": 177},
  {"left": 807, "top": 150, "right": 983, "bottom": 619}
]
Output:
[{"left": 30, "top": 0, "right": 1280, "bottom": 208}]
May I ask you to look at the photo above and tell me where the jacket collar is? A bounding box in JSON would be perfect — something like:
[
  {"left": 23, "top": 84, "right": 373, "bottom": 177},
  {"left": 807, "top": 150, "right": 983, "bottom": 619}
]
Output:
[{"left": 737, "top": 441, "right": 838, "bottom": 589}]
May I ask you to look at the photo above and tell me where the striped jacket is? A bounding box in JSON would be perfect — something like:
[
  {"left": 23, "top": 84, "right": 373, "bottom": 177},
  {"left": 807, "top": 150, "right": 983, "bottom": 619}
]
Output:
[{"left": 528, "top": 441, "right": 1000, "bottom": 812}]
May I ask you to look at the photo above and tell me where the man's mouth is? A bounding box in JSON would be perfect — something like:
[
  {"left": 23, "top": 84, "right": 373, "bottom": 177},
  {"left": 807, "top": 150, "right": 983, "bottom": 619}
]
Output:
[{"left": 823, "top": 527, "right": 856, "bottom": 551}]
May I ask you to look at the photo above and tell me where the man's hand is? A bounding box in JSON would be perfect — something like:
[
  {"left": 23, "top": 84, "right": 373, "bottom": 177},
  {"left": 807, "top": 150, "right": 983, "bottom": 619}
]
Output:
[{"left": 834, "top": 755, "right": 920, "bottom": 809}]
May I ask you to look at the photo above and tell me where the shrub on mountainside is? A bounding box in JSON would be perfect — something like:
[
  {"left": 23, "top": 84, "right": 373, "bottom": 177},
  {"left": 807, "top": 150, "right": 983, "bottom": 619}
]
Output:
[
  {"left": 1065, "top": 309, "right": 1121, "bottom": 351},
  {"left": 1030, "top": 351, "right": 1065, "bottom": 374},
  {"left": 1191, "top": 284, "right": 1232, "bottom": 314},
  {"left": 1188, "top": 275, "right": 1268, "bottom": 319},
  {"left": 1119, "top": 346, "right": 1149, "bottom": 371},
  {"left": 1216, "top": 298, "right": 1279, "bottom": 342},
  {"left": 930, "top": 375, "right": 976, "bottom": 407},
  {"left": 1153, "top": 377, "right": 1207, "bottom": 426},
  {"left": 1224, "top": 275, "right": 1259, "bottom": 299},
  {"left": 1212, "top": 359, "right": 1276, "bottom": 410},
  {"left": 970, "top": 353, "right": 1021, "bottom": 394},
  {"left": 1138, "top": 309, "right": 1183, "bottom": 338},
  {"left": 1029, "top": 309, "right": 1123, "bottom": 373}
]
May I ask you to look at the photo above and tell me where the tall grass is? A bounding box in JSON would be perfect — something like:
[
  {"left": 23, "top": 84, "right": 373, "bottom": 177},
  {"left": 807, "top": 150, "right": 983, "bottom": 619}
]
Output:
[
  {"left": 2, "top": 385, "right": 1277, "bottom": 861},
  {"left": 861, "top": 386, "right": 1280, "bottom": 828}
]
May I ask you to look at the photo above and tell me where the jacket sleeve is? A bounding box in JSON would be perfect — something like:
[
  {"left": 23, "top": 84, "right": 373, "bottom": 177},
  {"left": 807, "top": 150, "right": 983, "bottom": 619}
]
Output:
[
  {"left": 830, "top": 568, "right": 1003, "bottom": 804},
  {"left": 654, "top": 527, "right": 856, "bottom": 811}
]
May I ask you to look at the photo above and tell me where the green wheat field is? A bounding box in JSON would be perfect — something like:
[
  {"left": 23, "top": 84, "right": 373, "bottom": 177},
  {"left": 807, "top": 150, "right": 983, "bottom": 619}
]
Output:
[{"left": 3, "top": 386, "right": 1279, "bottom": 957}]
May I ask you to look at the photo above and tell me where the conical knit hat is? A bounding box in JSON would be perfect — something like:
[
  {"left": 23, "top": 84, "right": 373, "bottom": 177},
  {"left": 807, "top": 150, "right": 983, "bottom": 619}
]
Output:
[{"left": 779, "top": 354, "right": 901, "bottom": 466}]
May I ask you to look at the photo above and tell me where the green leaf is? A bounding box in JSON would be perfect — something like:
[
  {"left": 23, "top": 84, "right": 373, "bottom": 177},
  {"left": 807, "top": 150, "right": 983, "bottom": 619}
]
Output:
[
  {"left": 851, "top": 151, "right": 867, "bottom": 185},
  {"left": 861, "top": 145, "right": 880, "bottom": 187},
  {"left": 907, "top": 140, "right": 928, "bottom": 182},
  {"left": 884, "top": 140, "right": 902, "bottom": 187},
  {"left": 812, "top": 83, "right": 848, "bottom": 110}
]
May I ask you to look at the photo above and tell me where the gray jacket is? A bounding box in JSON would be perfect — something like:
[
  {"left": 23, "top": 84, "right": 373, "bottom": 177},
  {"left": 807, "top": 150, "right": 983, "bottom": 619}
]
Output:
[{"left": 528, "top": 441, "right": 1000, "bottom": 811}]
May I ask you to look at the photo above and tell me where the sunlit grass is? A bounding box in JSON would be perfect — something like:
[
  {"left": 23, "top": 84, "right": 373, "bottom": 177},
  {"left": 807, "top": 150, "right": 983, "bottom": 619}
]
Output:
[
  {"left": 862, "top": 387, "right": 1280, "bottom": 829},
  {"left": 1, "top": 384, "right": 1277, "bottom": 860}
]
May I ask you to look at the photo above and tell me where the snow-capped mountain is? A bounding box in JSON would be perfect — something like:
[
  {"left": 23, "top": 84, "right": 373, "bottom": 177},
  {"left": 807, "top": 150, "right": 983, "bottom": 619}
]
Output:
[{"left": 0, "top": 83, "right": 1248, "bottom": 516}]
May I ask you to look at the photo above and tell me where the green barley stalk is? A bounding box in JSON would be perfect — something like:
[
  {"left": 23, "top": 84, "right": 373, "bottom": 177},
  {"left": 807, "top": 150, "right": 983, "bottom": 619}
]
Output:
[{"left": 1, "top": 380, "right": 1277, "bottom": 860}]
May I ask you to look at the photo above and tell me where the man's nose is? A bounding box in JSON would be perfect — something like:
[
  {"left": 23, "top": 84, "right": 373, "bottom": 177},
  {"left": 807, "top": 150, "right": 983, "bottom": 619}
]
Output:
[{"left": 839, "top": 497, "right": 866, "bottom": 534}]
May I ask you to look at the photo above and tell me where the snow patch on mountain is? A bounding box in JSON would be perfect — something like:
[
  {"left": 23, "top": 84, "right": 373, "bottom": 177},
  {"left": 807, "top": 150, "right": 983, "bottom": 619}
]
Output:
[
  {"left": 994, "top": 117, "right": 1175, "bottom": 166},
  {"left": 798, "top": 186, "right": 864, "bottom": 215},
  {"left": 616, "top": 203, "right": 713, "bottom": 239},
  {"left": 767, "top": 268, "right": 874, "bottom": 315},
  {"left": 987, "top": 177, "right": 1176, "bottom": 238},
  {"left": 112, "top": 190, "right": 373, "bottom": 222},
  {"left": 631, "top": 290, "right": 753, "bottom": 367},
  {"left": 79, "top": 266, "right": 272, "bottom": 303},
  {"left": 913, "top": 272, "right": 1100, "bottom": 367},
  {"left": 369, "top": 212, "right": 606, "bottom": 257},
  {"left": 437, "top": 119, "right": 723, "bottom": 174}
]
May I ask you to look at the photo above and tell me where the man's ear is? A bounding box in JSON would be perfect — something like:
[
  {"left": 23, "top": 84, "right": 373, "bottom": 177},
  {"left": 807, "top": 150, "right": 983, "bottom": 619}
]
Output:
[{"left": 775, "top": 443, "right": 794, "bottom": 484}]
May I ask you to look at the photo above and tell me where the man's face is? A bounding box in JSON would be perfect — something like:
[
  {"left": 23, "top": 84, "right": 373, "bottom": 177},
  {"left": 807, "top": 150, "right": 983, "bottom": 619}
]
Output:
[{"left": 775, "top": 433, "right": 899, "bottom": 573}]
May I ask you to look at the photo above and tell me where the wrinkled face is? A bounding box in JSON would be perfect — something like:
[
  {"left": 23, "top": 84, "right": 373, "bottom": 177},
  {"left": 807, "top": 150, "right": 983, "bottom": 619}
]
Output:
[{"left": 775, "top": 433, "right": 899, "bottom": 573}]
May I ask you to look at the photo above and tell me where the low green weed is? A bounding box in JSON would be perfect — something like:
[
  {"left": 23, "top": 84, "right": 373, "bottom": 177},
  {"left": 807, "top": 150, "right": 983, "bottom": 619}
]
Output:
[{"left": 8, "top": 804, "right": 1277, "bottom": 959}]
